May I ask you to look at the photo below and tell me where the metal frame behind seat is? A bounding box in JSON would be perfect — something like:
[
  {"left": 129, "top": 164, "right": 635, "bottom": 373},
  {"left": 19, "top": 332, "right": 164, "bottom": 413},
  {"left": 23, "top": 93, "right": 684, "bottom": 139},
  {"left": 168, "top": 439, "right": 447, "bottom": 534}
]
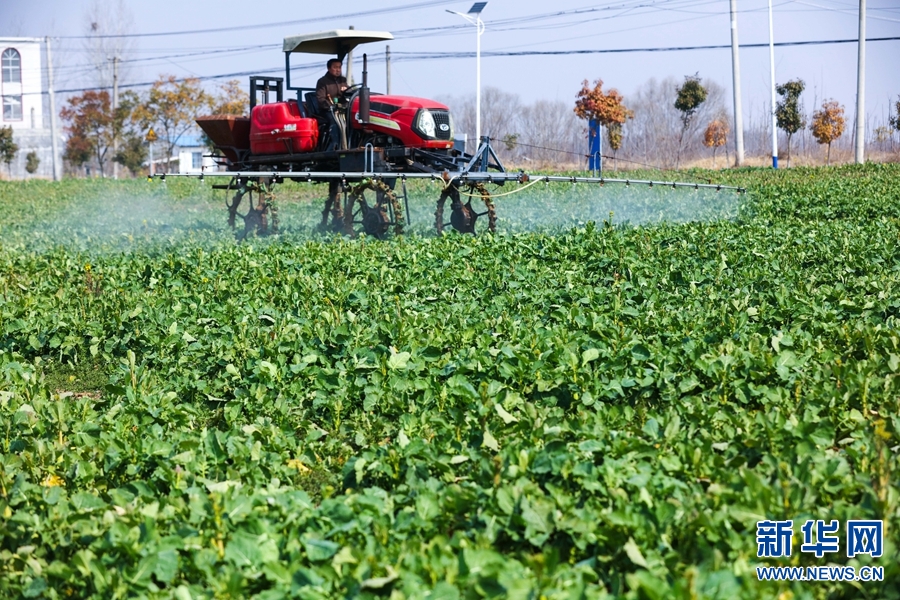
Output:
[{"left": 249, "top": 77, "right": 283, "bottom": 110}]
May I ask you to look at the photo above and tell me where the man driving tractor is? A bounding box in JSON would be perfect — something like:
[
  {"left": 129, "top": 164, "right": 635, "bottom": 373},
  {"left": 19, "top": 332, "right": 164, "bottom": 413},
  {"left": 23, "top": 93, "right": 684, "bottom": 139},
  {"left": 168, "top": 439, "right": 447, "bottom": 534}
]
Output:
[{"left": 315, "top": 58, "right": 348, "bottom": 151}]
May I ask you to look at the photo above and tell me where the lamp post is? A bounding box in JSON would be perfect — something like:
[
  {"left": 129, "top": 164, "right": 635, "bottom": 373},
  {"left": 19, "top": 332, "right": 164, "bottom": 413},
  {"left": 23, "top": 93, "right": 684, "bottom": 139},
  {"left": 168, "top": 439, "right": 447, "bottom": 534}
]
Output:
[{"left": 447, "top": 2, "right": 487, "bottom": 151}]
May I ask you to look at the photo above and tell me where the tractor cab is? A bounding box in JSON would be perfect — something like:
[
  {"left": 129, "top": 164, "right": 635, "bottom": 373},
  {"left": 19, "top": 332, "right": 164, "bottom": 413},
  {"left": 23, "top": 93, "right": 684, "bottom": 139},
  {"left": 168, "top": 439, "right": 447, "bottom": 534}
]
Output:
[
  {"left": 197, "top": 29, "right": 458, "bottom": 174},
  {"left": 258, "top": 29, "right": 454, "bottom": 155}
]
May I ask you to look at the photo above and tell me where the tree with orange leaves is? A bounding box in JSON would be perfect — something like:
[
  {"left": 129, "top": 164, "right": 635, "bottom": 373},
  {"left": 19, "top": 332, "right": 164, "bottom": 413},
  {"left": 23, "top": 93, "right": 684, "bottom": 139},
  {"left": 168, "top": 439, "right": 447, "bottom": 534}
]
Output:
[
  {"left": 574, "top": 79, "right": 634, "bottom": 168},
  {"left": 212, "top": 80, "right": 249, "bottom": 116},
  {"left": 131, "top": 75, "right": 213, "bottom": 172},
  {"left": 810, "top": 100, "right": 845, "bottom": 165},
  {"left": 202, "top": 80, "right": 249, "bottom": 153},
  {"left": 702, "top": 119, "right": 729, "bottom": 168},
  {"left": 60, "top": 90, "right": 116, "bottom": 176}
]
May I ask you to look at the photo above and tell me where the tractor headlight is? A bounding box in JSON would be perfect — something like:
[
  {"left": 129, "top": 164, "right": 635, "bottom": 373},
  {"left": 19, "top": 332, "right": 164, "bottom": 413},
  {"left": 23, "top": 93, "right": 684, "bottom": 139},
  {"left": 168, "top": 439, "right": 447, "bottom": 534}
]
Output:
[{"left": 416, "top": 109, "right": 437, "bottom": 139}]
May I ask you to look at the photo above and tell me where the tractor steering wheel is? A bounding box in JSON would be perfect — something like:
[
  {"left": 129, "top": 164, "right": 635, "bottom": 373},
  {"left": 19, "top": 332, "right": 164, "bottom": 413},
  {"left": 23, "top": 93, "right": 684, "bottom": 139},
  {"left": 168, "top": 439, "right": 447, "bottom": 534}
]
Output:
[{"left": 341, "top": 83, "right": 363, "bottom": 99}]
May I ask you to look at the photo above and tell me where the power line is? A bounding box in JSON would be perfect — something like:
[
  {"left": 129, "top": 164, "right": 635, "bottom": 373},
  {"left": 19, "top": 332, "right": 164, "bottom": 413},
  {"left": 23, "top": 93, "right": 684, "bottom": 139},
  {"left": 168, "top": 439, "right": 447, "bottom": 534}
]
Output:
[
  {"left": 28, "top": 0, "right": 883, "bottom": 80},
  {"left": 20, "top": 35, "right": 899, "bottom": 97},
  {"left": 391, "top": 35, "right": 900, "bottom": 59},
  {"left": 56, "top": 0, "right": 459, "bottom": 39}
]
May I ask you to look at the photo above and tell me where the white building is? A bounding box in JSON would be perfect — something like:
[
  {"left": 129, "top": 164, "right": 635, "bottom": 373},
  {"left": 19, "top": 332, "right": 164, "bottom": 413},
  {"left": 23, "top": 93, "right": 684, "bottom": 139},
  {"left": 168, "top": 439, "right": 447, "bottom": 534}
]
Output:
[
  {"left": 2, "top": 39, "right": 42, "bottom": 129},
  {"left": 0, "top": 37, "right": 62, "bottom": 179},
  {"left": 175, "top": 135, "right": 218, "bottom": 174}
]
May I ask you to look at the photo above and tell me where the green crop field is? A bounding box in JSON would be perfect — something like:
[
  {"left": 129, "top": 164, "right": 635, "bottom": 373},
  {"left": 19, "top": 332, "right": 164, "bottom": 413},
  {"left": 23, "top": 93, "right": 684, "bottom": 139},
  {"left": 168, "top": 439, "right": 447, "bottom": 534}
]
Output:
[{"left": 0, "top": 164, "right": 898, "bottom": 599}]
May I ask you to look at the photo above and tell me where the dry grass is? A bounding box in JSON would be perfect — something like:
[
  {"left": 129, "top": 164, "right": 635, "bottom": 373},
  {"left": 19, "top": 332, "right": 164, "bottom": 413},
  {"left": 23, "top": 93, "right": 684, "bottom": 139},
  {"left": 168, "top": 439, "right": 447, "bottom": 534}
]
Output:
[{"left": 683, "top": 149, "right": 900, "bottom": 170}]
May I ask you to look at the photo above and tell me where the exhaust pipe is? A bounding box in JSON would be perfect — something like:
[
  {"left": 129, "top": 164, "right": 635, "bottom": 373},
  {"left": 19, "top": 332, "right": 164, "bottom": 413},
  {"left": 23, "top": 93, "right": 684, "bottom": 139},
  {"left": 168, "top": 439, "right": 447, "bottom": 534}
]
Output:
[{"left": 359, "top": 53, "right": 370, "bottom": 125}]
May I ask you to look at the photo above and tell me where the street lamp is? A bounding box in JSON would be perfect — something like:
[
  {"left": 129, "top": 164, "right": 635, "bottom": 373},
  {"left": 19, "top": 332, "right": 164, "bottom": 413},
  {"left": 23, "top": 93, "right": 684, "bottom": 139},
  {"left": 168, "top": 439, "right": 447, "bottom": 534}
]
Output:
[{"left": 447, "top": 2, "right": 487, "bottom": 151}]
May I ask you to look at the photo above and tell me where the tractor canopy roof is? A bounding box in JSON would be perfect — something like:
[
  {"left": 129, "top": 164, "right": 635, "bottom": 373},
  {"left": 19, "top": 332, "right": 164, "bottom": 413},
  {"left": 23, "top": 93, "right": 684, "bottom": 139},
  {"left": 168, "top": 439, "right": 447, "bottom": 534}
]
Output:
[{"left": 282, "top": 30, "right": 394, "bottom": 60}]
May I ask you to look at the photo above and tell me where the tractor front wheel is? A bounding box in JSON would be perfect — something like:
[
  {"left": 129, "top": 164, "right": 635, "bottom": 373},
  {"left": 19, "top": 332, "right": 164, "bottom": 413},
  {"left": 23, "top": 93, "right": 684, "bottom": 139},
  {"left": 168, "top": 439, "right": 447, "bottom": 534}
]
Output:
[
  {"left": 343, "top": 179, "right": 404, "bottom": 238},
  {"left": 223, "top": 177, "right": 277, "bottom": 240},
  {"left": 317, "top": 179, "right": 344, "bottom": 233},
  {"left": 435, "top": 181, "right": 496, "bottom": 236}
]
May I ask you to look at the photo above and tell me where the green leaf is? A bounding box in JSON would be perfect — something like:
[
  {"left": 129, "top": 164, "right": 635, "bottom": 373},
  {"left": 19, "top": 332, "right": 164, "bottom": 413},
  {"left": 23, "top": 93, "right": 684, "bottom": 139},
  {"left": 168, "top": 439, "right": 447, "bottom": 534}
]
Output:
[
  {"left": 388, "top": 349, "right": 411, "bottom": 370},
  {"left": 153, "top": 549, "right": 179, "bottom": 583},
  {"left": 397, "top": 429, "right": 410, "bottom": 448},
  {"left": 642, "top": 418, "right": 660, "bottom": 439},
  {"left": 361, "top": 566, "right": 398, "bottom": 589},
  {"left": 22, "top": 577, "right": 48, "bottom": 598},
  {"left": 631, "top": 344, "right": 651, "bottom": 361},
  {"left": 494, "top": 403, "right": 518, "bottom": 424},
  {"left": 428, "top": 582, "right": 461, "bottom": 600},
  {"left": 482, "top": 428, "right": 499, "bottom": 451},
  {"left": 623, "top": 537, "right": 649, "bottom": 568},
  {"left": 582, "top": 348, "right": 600, "bottom": 365},
  {"left": 71, "top": 492, "right": 106, "bottom": 512},
  {"left": 303, "top": 538, "right": 339, "bottom": 562}
]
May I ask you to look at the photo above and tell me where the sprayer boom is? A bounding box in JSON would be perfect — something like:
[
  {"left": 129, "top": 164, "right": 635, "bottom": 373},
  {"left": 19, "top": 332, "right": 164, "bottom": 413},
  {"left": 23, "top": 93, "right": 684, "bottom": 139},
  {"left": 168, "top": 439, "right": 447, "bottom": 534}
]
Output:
[{"left": 152, "top": 170, "right": 743, "bottom": 193}]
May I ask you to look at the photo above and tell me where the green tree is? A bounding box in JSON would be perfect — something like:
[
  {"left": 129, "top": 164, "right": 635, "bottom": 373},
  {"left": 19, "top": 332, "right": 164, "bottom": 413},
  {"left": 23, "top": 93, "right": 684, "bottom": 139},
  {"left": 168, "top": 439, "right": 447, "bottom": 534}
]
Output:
[
  {"left": 132, "top": 75, "right": 213, "bottom": 173},
  {"left": 810, "top": 100, "right": 845, "bottom": 165},
  {"left": 0, "top": 126, "right": 18, "bottom": 177},
  {"left": 113, "top": 90, "right": 147, "bottom": 175},
  {"left": 25, "top": 151, "right": 40, "bottom": 175},
  {"left": 775, "top": 79, "right": 806, "bottom": 167},
  {"left": 115, "top": 134, "right": 147, "bottom": 175},
  {"left": 606, "top": 122, "right": 624, "bottom": 169},
  {"left": 889, "top": 95, "right": 900, "bottom": 141},
  {"left": 674, "top": 74, "right": 708, "bottom": 168}
]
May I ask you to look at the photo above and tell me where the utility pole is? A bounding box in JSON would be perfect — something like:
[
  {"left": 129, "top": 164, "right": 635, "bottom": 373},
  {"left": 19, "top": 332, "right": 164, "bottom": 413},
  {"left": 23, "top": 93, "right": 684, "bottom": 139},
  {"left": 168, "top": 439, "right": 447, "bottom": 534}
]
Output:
[
  {"left": 729, "top": 0, "right": 745, "bottom": 166},
  {"left": 46, "top": 36, "right": 60, "bottom": 181},
  {"left": 768, "top": 0, "right": 777, "bottom": 168},
  {"left": 113, "top": 55, "right": 118, "bottom": 179},
  {"left": 447, "top": 4, "right": 488, "bottom": 152},
  {"left": 346, "top": 25, "right": 354, "bottom": 86},
  {"left": 476, "top": 13, "right": 483, "bottom": 146},
  {"left": 385, "top": 45, "right": 391, "bottom": 95},
  {"left": 855, "top": 0, "right": 866, "bottom": 163}
]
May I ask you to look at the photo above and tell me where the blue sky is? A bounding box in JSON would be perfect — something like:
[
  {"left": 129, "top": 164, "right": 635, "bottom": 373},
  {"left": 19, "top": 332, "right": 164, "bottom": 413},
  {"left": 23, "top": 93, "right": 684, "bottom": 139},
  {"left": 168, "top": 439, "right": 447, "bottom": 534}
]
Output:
[{"left": 3, "top": 0, "right": 898, "bottom": 128}]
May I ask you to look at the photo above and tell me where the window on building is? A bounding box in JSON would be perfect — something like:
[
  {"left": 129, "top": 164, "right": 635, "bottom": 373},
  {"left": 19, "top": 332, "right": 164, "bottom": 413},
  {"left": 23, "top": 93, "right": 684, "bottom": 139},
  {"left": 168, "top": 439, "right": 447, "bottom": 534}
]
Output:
[
  {"left": 2, "top": 95, "right": 22, "bottom": 121},
  {"left": 192, "top": 152, "right": 203, "bottom": 169},
  {"left": 2, "top": 48, "right": 21, "bottom": 83}
]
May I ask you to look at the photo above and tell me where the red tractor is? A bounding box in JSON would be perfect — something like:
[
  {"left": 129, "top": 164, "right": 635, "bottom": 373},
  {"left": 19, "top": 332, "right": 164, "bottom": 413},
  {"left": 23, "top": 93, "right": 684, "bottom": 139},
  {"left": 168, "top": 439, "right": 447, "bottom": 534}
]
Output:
[{"left": 197, "top": 29, "right": 504, "bottom": 239}]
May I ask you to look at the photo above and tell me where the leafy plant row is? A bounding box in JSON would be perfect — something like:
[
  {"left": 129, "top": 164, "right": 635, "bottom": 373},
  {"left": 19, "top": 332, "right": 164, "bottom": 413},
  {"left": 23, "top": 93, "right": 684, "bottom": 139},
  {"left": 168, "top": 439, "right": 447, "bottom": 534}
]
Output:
[{"left": 0, "top": 163, "right": 898, "bottom": 598}]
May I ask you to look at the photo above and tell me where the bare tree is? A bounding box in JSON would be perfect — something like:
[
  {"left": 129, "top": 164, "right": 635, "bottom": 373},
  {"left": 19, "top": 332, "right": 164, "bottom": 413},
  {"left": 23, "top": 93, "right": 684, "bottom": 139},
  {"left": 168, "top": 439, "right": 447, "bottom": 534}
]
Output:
[
  {"left": 83, "top": 0, "right": 135, "bottom": 89},
  {"left": 620, "top": 77, "right": 681, "bottom": 168},
  {"left": 518, "top": 100, "right": 582, "bottom": 168},
  {"left": 70, "top": 0, "right": 137, "bottom": 178},
  {"left": 440, "top": 86, "right": 522, "bottom": 159},
  {"left": 616, "top": 77, "right": 729, "bottom": 170}
]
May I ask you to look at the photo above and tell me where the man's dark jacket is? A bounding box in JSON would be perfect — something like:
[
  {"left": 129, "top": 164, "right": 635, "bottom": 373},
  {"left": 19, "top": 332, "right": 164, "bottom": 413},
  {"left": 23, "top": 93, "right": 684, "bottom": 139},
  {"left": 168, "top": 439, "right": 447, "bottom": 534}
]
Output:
[{"left": 315, "top": 73, "right": 348, "bottom": 112}]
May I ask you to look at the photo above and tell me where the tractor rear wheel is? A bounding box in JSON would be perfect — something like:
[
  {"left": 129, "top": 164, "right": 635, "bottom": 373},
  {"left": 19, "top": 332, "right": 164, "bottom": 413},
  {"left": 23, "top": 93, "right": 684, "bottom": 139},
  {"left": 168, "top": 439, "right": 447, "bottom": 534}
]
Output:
[
  {"left": 435, "top": 181, "right": 496, "bottom": 236},
  {"left": 343, "top": 179, "right": 404, "bottom": 238},
  {"left": 223, "top": 177, "right": 277, "bottom": 240},
  {"left": 317, "top": 179, "right": 344, "bottom": 233}
]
